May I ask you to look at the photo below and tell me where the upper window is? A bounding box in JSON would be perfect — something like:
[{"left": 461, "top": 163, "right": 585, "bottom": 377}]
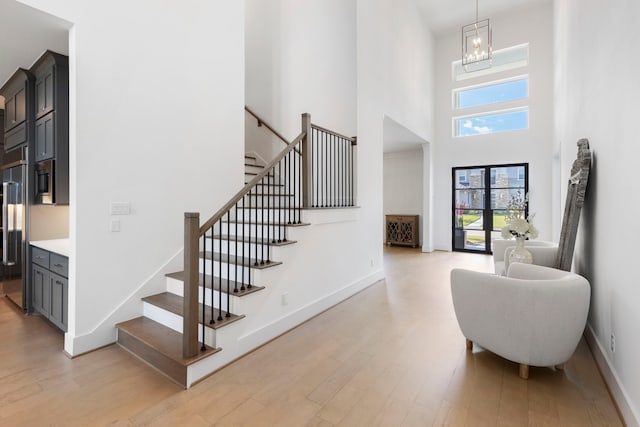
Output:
[
  {"left": 454, "top": 78, "right": 528, "bottom": 109},
  {"left": 452, "top": 44, "right": 530, "bottom": 138},
  {"left": 453, "top": 43, "right": 529, "bottom": 82}
]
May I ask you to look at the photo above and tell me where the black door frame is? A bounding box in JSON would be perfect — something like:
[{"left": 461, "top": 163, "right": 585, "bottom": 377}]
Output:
[{"left": 452, "top": 163, "right": 529, "bottom": 254}]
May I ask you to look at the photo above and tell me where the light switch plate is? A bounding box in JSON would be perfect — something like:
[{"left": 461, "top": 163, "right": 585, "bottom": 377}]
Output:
[{"left": 111, "top": 202, "right": 131, "bottom": 215}]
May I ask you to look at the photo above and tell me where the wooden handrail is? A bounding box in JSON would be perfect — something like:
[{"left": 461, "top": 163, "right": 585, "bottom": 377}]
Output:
[
  {"left": 198, "top": 131, "right": 306, "bottom": 234},
  {"left": 245, "top": 106, "right": 291, "bottom": 147},
  {"left": 311, "top": 123, "right": 357, "bottom": 145}
]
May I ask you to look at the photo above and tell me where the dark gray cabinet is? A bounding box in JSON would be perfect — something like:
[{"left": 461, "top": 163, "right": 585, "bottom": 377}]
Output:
[
  {"left": 35, "top": 112, "right": 55, "bottom": 161},
  {"left": 31, "top": 245, "right": 68, "bottom": 331},
  {"left": 35, "top": 68, "right": 54, "bottom": 119},
  {"left": 30, "top": 50, "right": 69, "bottom": 205},
  {"left": 0, "top": 68, "right": 34, "bottom": 152}
]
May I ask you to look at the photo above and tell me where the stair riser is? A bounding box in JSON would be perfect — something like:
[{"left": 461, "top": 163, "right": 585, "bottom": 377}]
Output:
[
  {"left": 205, "top": 238, "right": 287, "bottom": 257},
  {"left": 243, "top": 195, "right": 297, "bottom": 208},
  {"left": 220, "top": 222, "right": 289, "bottom": 239},
  {"left": 142, "top": 302, "right": 216, "bottom": 347},
  {"left": 166, "top": 279, "right": 238, "bottom": 313},
  {"left": 244, "top": 173, "right": 281, "bottom": 184},
  {"left": 199, "top": 259, "right": 278, "bottom": 282},
  {"left": 233, "top": 208, "right": 298, "bottom": 223},
  {"left": 244, "top": 156, "right": 259, "bottom": 166}
]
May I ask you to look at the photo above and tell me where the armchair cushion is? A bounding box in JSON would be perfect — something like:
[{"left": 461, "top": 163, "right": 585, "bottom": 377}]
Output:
[{"left": 450, "top": 263, "right": 590, "bottom": 368}]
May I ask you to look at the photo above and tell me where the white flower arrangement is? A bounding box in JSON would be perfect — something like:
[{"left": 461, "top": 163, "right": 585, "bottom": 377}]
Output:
[{"left": 500, "top": 192, "right": 539, "bottom": 240}]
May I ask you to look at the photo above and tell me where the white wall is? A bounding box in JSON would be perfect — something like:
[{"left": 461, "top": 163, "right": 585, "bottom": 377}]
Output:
[
  {"left": 383, "top": 149, "right": 423, "bottom": 245},
  {"left": 245, "top": 0, "right": 357, "bottom": 142},
  {"left": 19, "top": 0, "right": 245, "bottom": 355},
  {"left": 432, "top": 2, "right": 554, "bottom": 251},
  {"left": 358, "top": 0, "right": 435, "bottom": 267},
  {"left": 555, "top": 1, "right": 640, "bottom": 424}
]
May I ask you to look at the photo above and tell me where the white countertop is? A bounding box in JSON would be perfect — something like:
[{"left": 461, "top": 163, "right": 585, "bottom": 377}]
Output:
[{"left": 30, "top": 239, "right": 70, "bottom": 257}]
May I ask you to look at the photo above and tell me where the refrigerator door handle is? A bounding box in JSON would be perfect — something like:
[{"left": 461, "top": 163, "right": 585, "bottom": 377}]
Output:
[
  {"left": 3, "top": 181, "right": 16, "bottom": 266},
  {"left": 2, "top": 182, "right": 9, "bottom": 266}
]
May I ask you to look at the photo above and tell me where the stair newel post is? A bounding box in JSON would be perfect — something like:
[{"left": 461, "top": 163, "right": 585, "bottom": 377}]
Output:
[
  {"left": 183, "top": 212, "right": 201, "bottom": 357},
  {"left": 301, "top": 112, "right": 312, "bottom": 209}
]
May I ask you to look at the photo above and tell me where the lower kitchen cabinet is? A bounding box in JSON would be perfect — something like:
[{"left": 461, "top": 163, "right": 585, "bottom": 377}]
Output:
[{"left": 31, "top": 245, "right": 68, "bottom": 331}]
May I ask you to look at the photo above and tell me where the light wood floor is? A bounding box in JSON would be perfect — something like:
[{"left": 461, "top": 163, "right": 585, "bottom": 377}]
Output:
[{"left": 0, "top": 247, "right": 623, "bottom": 426}]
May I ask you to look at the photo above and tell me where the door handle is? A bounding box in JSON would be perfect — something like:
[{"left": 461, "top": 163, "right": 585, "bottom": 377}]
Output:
[{"left": 2, "top": 182, "right": 8, "bottom": 265}]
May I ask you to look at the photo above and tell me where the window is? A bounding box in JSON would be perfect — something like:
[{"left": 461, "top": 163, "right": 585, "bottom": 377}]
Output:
[
  {"left": 454, "top": 108, "right": 529, "bottom": 137},
  {"left": 451, "top": 44, "right": 530, "bottom": 138},
  {"left": 454, "top": 77, "right": 528, "bottom": 109},
  {"left": 453, "top": 43, "right": 529, "bottom": 82}
]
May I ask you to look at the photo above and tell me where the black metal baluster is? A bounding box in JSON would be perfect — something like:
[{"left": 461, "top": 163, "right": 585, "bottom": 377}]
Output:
[
  {"left": 266, "top": 169, "right": 271, "bottom": 263},
  {"left": 278, "top": 160, "right": 282, "bottom": 242},
  {"left": 285, "top": 152, "right": 290, "bottom": 224},
  {"left": 201, "top": 235, "right": 206, "bottom": 350},
  {"left": 208, "top": 225, "right": 215, "bottom": 326},
  {"left": 226, "top": 209, "right": 231, "bottom": 317},
  {"left": 323, "top": 132, "right": 327, "bottom": 207},
  {"left": 247, "top": 189, "right": 253, "bottom": 289},
  {"left": 241, "top": 196, "right": 246, "bottom": 291},
  {"left": 297, "top": 150, "right": 301, "bottom": 223},
  {"left": 260, "top": 178, "right": 265, "bottom": 265},
  {"left": 218, "top": 219, "right": 222, "bottom": 321},
  {"left": 282, "top": 156, "right": 288, "bottom": 242},
  {"left": 314, "top": 129, "right": 318, "bottom": 207},
  {"left": 340, "top": 139, "right": 347, "bottom": 206},
  {"left": 234, "top": 203, "right": 239, "bottom": 293},
  {"left": 311, "top": 129, "right": 315, "bottom": 207}
]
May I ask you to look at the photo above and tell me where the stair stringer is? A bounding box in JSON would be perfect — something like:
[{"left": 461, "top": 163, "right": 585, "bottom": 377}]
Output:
[{"left": 183, "top": 207, "right": 384, "bottom": 387}]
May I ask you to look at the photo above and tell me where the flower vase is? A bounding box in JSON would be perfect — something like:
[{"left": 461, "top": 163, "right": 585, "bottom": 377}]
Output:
[{"left": 509, "top": 236, "right": 533, "bottom": 265}]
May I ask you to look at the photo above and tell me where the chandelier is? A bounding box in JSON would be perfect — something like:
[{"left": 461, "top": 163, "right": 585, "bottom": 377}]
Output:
[{"left": 462, "top": 0, "right": 492, "bottom": 72}]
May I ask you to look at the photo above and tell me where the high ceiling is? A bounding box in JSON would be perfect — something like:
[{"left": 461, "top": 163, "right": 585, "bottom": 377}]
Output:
[
  {"left": 417, "top": 0, "right": 551, "bottom": 36},
  {"left": 0, "top": 0, "right": 70, "bottom": 96}
]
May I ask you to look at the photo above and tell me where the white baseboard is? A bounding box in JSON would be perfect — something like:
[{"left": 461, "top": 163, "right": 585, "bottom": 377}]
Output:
[
  {"left": 238, "top": 269, "right": 384, "bottom": 344},
  {"left": 584, "top": 324, "right": 639, "bottom": 427}
]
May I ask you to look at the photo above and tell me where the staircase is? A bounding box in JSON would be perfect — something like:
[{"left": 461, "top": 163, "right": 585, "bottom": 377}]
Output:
[{"left": 115, "top": 111, "right": 356, "bottom": 388}]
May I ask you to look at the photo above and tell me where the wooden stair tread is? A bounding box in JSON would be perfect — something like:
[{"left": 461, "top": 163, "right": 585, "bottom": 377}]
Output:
[
  {"left": 244, "top": 172, "right": 275, "bottom": 177},
  {"left": 142, "top": 292, "right": 245, "bottom": 330},
  {"left": 244, "top": 155, "right": 256, "bottom": 160},
  {"left": 166, "top": 271, "right": 265, "bottom": 297},
  {"left": 200, "top": 251, "right": 282, "bottom": 269},
  {"left": 116, "top": 317, "right": 220, "bottom": 367},
  {"left": 245, "top": 163, "right": 264, "bottom": 168},
  {"left": 205, "top": 234, "right": 297, "bottom": 247}
]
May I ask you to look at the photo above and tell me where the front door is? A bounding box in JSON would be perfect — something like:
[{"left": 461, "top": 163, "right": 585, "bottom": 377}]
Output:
[{"left": 452, "top": 163, "right": 528, "bottom": 253}]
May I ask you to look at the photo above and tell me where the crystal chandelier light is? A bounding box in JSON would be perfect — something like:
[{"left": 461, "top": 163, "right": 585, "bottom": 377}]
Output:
[{"left": 462, "top": 0, "right": 492, "bottom": 72}]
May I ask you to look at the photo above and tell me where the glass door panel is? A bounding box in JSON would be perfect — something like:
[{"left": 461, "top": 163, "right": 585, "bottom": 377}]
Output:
[{"left": 453, "top": 163, "right": 528, "bottom": 254}]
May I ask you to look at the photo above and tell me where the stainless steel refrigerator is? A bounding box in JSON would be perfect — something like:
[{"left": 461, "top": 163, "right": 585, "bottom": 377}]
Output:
[{"left": 2, "top": 154, "right": 28, "bottom": 311}]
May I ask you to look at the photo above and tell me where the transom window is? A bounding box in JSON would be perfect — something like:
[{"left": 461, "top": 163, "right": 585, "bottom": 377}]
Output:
[{"left": 451, "top": 44, "right": 530, "bottom": 138}]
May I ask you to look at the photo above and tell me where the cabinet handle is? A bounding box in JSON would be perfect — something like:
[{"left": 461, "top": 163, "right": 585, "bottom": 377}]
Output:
[
  {"left": 35, "top": 256, "right": 44, "bottom": 260},
  {"left": 53, "top": 263, "right": 63, "bottom": 267}
]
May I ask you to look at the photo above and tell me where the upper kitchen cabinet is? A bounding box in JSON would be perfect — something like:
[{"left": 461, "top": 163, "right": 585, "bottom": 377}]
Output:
[
  {"left": 30, "top": 51, "right": 68, "bottom": 163},
  {"left": 0, "top": 68, "right": 34, "bottom": 152},
  {"left": 30, "top": 51, "right": 69, "bottom": 205}
]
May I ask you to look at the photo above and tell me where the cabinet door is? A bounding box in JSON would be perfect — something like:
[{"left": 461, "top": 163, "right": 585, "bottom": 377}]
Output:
[
  {"left": 32, "top": 264, "right": 50, "bottom": 317},
  {"left": 4, "top": 94, "right": 16, "bottom": 130},
  {"left": 49, "top": 272, "right": 67, "bottom": 331},
  {"left": 35, "top": 69, "right": 55, "bottom": 119},
  {"left": 35, "top": 112, "right": 55, "bottom": 162}
]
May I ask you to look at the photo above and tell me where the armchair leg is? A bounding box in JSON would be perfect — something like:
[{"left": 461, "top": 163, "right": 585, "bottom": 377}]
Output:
[
  {"left": 465, "top": 339, "right": 473, "bottom": 350},
  {"left": 519, "top": 364, "right": 529, "bottom": 380}
]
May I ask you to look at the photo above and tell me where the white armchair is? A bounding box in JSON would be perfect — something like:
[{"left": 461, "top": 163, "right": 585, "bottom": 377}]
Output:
[
  {"left": 492, "top": 239, "right": 558, "bottom": 275},
  {"left": 450, "top": 263, "right": 590, "bottom": 379}
]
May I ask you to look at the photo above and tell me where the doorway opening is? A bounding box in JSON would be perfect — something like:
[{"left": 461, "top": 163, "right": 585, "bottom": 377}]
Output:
[{"left": 452, "top": 163, "right": 528, "bottom": 253}]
